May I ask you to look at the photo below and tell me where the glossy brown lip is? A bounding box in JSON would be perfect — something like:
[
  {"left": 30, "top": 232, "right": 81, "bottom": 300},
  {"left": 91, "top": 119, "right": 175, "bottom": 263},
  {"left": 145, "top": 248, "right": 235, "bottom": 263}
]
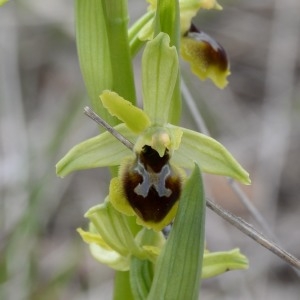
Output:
[{"left": 122, "top": 145, "right": 182, "bottom": 223}]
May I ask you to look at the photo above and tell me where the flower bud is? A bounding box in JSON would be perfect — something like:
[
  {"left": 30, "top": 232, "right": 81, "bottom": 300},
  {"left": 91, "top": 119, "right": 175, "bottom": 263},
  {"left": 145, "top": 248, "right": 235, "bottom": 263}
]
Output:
[{"left": 181, "top": 24, "right": 230, "bottom": 88}]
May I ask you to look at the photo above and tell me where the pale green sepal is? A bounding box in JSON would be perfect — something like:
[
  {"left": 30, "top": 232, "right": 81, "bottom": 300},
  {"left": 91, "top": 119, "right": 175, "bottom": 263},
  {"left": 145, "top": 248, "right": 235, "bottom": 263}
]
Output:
[
  {"left": 90, "top": 243, "right": 130, "bottom": 271},
  {"left": 202, "top": 248, "right": 249, "bottom": 279},
  {"left": 56, "top": 124, "right": 136, "bottom": 177},
  {"left": 130, "top": 257, "right": 153, "bottom": 300},
  {"left": 142, "top": 33, "right": 179, "bottom": 125},
  {"left": 148, "top": 164, "right": 205, "bottom": 300},
  {"left": 85, "top": 201, "right": 144, "bottom": 258},
  {"left": 77, "top": 227, "right": 130, "bottom": 271},
  {"left": 100, "top": 90, "right": 151, "bottom": 133},
  {"left": 172, "top": 126, "right": 251, "bottom": 184}
]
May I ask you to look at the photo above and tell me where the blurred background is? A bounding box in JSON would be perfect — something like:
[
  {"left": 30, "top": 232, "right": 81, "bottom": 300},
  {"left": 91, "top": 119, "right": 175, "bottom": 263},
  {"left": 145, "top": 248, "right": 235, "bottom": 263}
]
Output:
[{"left": 1, "top": 0, "right": 300, "bottom": 299}]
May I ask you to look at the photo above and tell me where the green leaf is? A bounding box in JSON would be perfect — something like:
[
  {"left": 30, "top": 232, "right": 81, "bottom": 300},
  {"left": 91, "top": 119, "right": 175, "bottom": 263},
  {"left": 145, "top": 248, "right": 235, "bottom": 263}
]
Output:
[
  {"left": 100, "top": 90, "right": 151, "bottom": 133},
  {"left": 130, "top": 257, "right": 154, "bottom": 300},
  {"left": 101, "top": 0, "right": 136, "bottom": 103},
  {"left": 148, "top": 164, "right": 206, "bottom": 300},
  {"left": 56, "top": 124, "right": 136, "bottom": 177},
  {"left": 172, "top": 126, "right": 251, "bottom": 184},
  {"left": 142, "top": 33, "right": 179, "bottom": 125},
  {"left": 202, "top": 248, "right": 249, "bottom": 279},
  {"left": 75, "top": 0, "right": 114, "bottom": 123}
]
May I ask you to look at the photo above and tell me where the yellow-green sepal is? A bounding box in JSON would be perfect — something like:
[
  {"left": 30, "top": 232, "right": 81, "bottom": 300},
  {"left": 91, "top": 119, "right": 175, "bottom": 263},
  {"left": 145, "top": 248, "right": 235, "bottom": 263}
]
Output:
[
  {"left": 172, "top": 126, "right": 251, "bottom": 184},
  {"left": 100, "top": 90, "right": 151, "bottom": 134},
  {"left": 56, "top": 124, "right": 135, "bottom": 177}
]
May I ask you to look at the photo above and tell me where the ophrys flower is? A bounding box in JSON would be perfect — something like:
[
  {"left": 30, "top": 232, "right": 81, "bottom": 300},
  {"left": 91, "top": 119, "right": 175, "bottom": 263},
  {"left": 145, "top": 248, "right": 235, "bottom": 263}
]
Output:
[{"left": 56, "top": 33, "right": 250, "bottom": 231}]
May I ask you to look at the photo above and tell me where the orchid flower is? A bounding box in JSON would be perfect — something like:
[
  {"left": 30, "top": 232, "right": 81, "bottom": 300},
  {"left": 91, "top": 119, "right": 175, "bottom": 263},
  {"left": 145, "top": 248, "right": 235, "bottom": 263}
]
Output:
[{"left": 56, "top": 33, "right": 250, "bottom": 231}]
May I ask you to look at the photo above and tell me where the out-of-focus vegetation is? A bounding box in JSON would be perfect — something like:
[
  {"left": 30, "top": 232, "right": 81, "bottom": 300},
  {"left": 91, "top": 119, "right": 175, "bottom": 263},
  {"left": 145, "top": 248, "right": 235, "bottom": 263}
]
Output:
[{"left": 1, "top": 0, "right": 300, "bottom": 299}]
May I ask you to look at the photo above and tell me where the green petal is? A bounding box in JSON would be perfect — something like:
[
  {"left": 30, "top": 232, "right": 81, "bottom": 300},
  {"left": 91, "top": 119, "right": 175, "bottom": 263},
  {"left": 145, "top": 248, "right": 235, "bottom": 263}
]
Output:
[
  {"left": 202, "top": 248, "right": 249, "bottom": 279},
  {"left": 56, "top": 124, "right": 136, "bottom": 177},
  {"left": 148, "top": 164, "right": 206, "bottom": 300},
  {"left": 142, "top": 33, "right": 179, "bottom": 125},
  {"left": 172, "top": 126, "right": 251, "bottom": 184},
  {"left": 134, "top": 125, "right": 183, "bottom": 157},
  {"left": 100, "top": 90, "right": 151, "bottom": 133}
]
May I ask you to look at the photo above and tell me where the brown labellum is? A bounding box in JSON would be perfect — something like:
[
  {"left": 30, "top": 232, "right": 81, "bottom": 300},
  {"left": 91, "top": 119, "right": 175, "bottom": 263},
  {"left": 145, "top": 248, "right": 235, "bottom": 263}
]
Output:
[{"left": 122, "top": 145, "right": 182, "bottom": 223}]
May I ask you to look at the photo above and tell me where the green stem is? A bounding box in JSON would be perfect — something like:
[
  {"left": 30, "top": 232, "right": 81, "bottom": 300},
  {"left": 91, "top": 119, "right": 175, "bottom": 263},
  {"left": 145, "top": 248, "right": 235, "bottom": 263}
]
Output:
[
  {"left": 154, "top": 0, "right": 180, "bottom": 49},
  {"left": 113, "top": 271, "right": 135, "bottom": 300},
  {"left": 128, "top": 11, "right": 155, "bottom": 57},
  {"left": 102, "top": 0, "right": 136, "bottom": 104}
]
